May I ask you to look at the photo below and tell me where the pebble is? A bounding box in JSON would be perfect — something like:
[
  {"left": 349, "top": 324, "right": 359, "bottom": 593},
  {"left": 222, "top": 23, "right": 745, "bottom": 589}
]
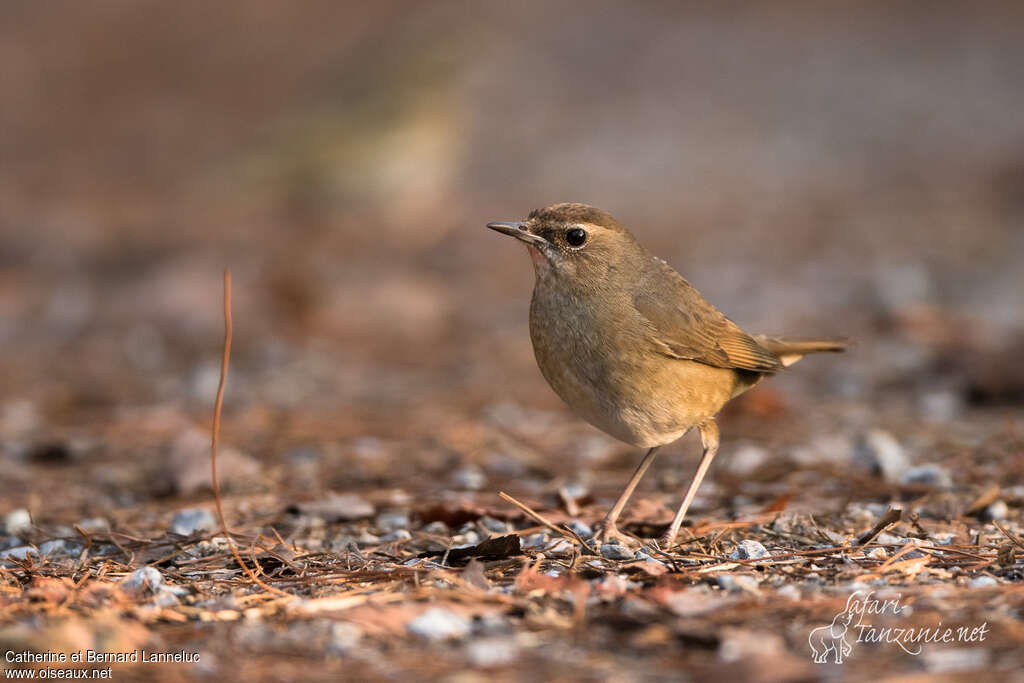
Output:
[
  {"left": 600, "top": 543, "right": 634, "bottom": 561},
  {"left": 776, "top": 585, "right": 801, "bottom": 601},
  {"left": 718, "top": 574, "right": 760, "bottom": 594},
  {"left": 791, "top": 435, "right": 853, "bottom": 466},
  {"left": 170, "top": 507, "right": 218, "bottom": 536},
  {"left": 121, "top": 566, "right": 164, "bottom": 592},
  {"left": 295, "top": 494, "right": 374, "bottom": 522},
  {"left": 633, "top": 551, "right": 665, "bottom": 565},
  {"left": 727, "top": 444, "right": 769, "bottom": 476},
  {"left": 184, "top": 538, "right": 230, "bottom": 559},
  {"left": 2, "top": 509, "right": 32, "bottom": 536},
  {"left": 154, "top": 590, "right": 181, "bottom": 608},
  {"left": 0, "top": 546, "right": 38, "bottom": 563},
  {"left": 854, "top": 429, "right": 910, "bottom": 482},
  {"left": 521, "top": 533, "right": 548, "bottom": 549},
  {"left": 328, "top": 622, "right": 363, "bottom": 654},
  {"left": 467, "top": 637, "right": 520, "bottom": 668},
  {"left": 982, "top": 501, "right": 1008, "bottom": 521},
  {"left": 566, "top": 520, "right": 593, "bottom": 539},
  {"left": 484, "top": 452, "right": 526, "bottom": 478},
  {"left": 543, "top": 539, "right": 574, "bottom": 557},
  {"left": 77, "top": 518, "right": 109, "bottom": 533},
  {"left": 454, "top": 530, "right": 481, "bottom": 546},
  {"left": 819, "top": 529, "right": 849, "bottom": 545},
  {"left": 474, "top": 614, "right": 513, "bottom": 636},
  {"left": 355, "top": 532, "right": 380, "bottom": 545},
  {"left": 375, "top": 511, "right": 410, "bottom": 532},
  {"left": 407, "top": 608, "right": 471, "bottom": 641},
  {"left": 450, "top": 465, "right": 487, "bottom": 491},
  {"left": 875, "top": 532, "right": 909, "bottom": 545},
  {"left": 479, "top": 516, "right": 508, "bottom": 534},
  {"left": 866, "top": 547, "right": 888, "bottom": 559},
  {"left": 329, "top": 536, "right": 360, "bottom": 555},
  {"left": 379, "top": 529, "right": 411, "bottom": 542},
  {"left": 39, "top": 540, "right": 82, "bottom": 557},
  {"left": 968, "top": 576, "right": 998, "bottom": 588},
  {"left": 899, "top": 464, "right": 953, "bottom": 488},
  {"left": 729, "top": 539, "right": 769, "bottom": 560},
  {"left": 421, "top": 521, "right": 449, "bottom": 535},
  {"left": 0, "top": 537, "right": 22, "bottom": 551},
  {"left": 919, "top": 390, "right": 963, "bottom": 423}
]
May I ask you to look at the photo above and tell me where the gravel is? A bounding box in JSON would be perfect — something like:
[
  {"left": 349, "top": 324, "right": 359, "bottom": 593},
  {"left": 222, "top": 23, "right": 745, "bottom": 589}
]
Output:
[
  {"left": 451, "top": 465, "right": 487, "bottom": 491},
  {"left": 39, "top": 540, "right": 82, "bottom": 557},
  {"left": 727, "top": 444, "right": 769, "bottom": 476},
  {"left": 600, "top": 543, "right": 635, "bottom": 561},
  {"left": 899, "top": 464, "right": 953, "bottom": 488},
  {"left": 170, "top": 507, "right": 219, "bottom": 536},
  {"left": 566, "top": 520, "right": 594, "bottom": 539},
  {"left": 407, "top": 608, "right": 471, "bottom": 641},
  {"left": 854, "top": 429, "right": 910, "bottom": 482},
  {"left": 121, "top": 566, "right": 164, "bottom": 592},
  {"left": 2, "top": 509, "right": 32, "bottom": 536},
  {"left": 375, "top": 511, "right": 410, "bottom": 532},
  {"left": 421, "top": 521, "right": 449, "bottom": 535},
  {"left": 0, "top": 546, "right": 38, "bottom": 563},
  {"left": 982, "top": 501, "right": 1008, "bottom": 521},
  {"left": 968, "top": 576, "right": 998, "bottom": 588},
  {"left": 467, "top": 637, "right": 520, "bottom": 668},
  {"left": 729, "top": 539, "right": 770, "bottom": 560},
  {"left": 717, "top": 574, "right": 760, "bottom": 594},
  {"left": 479, "top": 516, "right": 508, "bottom": 534},
  {"left": 294, "top": 494, "right": 375, "bottom": 522},
  {"left": 77, "top": 517, "right": 109, "bottom": 533}
]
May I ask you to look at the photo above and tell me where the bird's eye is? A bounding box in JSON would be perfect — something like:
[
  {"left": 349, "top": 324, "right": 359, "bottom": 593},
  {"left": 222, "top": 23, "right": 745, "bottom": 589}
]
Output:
[{"left": 565, "top": 227, "right": 587, "bottom": 247}]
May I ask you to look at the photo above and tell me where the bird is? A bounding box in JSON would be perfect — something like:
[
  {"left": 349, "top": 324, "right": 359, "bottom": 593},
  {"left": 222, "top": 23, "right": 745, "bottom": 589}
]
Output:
[{"left": 487, "top": 203, "right": 845, "bottom": 548}]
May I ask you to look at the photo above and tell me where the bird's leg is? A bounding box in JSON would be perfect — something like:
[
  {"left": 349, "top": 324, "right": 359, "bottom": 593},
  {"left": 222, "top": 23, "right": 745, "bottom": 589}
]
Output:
[
  {"left": 593, "top": 446, "right": 660, "bottom": 547},
  {"left": 662, "top": 419, "right": 720, "bottom": 549}
]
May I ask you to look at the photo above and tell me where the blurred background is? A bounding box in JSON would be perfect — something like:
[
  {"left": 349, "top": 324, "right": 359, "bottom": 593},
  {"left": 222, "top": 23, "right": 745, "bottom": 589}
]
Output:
[{"left": 1, "top": 0, "right": 1023, "bottom": 515}]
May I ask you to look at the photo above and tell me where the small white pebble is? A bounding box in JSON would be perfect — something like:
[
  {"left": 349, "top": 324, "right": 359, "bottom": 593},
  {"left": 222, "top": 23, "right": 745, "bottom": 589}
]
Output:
[{"left": 729, "top": 539, "right": 769, "bottom": 560}]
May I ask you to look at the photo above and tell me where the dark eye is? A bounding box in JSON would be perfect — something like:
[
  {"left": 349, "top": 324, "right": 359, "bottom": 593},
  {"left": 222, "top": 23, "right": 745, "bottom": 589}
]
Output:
[{"left": 565, "top": 227, "right": 587, "bottom": 247}]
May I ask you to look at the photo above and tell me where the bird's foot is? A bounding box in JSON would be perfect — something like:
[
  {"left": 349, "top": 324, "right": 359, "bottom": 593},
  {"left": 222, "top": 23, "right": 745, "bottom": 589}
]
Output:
[{"left": 592, "top": 522, "right": 641, "bottom": 550}]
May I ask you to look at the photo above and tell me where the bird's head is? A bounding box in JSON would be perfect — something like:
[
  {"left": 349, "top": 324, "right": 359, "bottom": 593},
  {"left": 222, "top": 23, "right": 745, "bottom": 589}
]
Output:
[{"left": 487, "top": 203, "right": 641, "bottom": 283}]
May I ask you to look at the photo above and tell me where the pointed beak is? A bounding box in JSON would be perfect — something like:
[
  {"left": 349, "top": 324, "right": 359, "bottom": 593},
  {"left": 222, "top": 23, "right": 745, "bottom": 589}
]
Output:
[{"left": 486, "top": 221, "right": 548, "bottom": 247}]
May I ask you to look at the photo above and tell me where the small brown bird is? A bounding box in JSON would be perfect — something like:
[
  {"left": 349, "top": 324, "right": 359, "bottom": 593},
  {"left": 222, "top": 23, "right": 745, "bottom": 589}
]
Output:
[{"left": 488, "top": 203, "right": 845, "bottom": 548}]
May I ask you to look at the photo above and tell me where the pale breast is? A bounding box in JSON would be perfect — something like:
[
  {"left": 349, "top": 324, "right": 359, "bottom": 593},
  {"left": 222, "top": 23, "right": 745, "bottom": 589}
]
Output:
[{"left": 529, "top": 284, "right": 739, "bottom": 448}]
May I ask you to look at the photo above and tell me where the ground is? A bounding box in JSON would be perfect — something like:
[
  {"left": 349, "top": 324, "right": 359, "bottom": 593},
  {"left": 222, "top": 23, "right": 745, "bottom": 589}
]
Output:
[{"left": 2, "top": 2, "right": 1024, "bottom": 681}]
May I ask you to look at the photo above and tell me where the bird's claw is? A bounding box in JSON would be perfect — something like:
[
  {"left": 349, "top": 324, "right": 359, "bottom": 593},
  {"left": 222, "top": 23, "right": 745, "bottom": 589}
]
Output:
[{"left": 592, "top": 522, "right": 641, "bottom": 549}]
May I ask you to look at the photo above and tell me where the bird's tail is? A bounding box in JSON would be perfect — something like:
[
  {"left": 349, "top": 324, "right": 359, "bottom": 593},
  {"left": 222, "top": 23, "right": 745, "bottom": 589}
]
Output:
[{"left": 754, "top": 336, "right": 848, "bottom": 368}]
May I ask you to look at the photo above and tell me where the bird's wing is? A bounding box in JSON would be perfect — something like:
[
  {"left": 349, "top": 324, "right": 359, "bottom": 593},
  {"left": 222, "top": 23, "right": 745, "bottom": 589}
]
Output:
[{"left": 632, "top": 260, "right": 782, "bottom": 373}]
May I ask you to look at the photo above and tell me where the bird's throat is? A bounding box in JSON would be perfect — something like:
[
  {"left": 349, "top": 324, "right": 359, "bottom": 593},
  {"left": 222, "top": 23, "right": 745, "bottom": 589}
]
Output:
[{"left": 527, "top": 244, "right": 551, "bottom": 274}]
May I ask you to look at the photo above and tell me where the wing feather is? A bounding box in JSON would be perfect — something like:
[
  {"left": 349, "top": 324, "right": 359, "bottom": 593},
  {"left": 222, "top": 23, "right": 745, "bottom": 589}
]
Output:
[{"left": 632, "top": 260, "right": 782, "bottom": 373}]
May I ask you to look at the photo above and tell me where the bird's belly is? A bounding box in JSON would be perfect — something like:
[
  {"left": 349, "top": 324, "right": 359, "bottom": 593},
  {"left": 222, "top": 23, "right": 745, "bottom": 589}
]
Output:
[{"left": 529, "top": 305, "right": 736, "bottom": 448}]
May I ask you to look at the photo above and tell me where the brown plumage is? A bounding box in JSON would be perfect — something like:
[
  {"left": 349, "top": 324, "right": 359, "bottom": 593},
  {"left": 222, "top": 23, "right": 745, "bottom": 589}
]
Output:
[{"left": 488, "top": 203, "right": 845, "bottom": 548}]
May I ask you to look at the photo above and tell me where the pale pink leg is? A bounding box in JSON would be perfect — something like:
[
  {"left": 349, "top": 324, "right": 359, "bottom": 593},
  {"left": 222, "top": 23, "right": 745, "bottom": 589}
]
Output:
[
  {"left": 662, "top": 420, "right": 720, "bottom": 548},
  {"left": 593, "top": 446, "right": 660, "bottom": 545}
]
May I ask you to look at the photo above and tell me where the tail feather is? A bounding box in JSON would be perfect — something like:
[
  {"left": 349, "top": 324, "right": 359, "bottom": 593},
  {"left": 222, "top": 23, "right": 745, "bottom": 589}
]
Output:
[{"left": 754, "top": 336, "right": 848, "bottom": 368}]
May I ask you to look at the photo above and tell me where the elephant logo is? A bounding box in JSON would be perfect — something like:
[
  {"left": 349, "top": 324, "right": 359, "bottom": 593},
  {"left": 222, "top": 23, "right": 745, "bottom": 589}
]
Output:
[{"left": 808, "top": 595, "right": 858, "bottom": 664}]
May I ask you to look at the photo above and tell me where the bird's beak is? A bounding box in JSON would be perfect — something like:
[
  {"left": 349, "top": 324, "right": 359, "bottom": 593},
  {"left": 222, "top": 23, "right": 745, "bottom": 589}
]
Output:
[{"left": 486, "top": 221, "right": 548, "bottom": 247}]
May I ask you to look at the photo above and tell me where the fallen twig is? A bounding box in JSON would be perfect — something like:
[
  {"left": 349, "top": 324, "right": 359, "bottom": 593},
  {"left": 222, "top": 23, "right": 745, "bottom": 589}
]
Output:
[
  {"left": 210, "top": 269, "right": 291, "bottom": 599},
  {"left": 857, "top": 506, "right": 902, "bottom": 545},
  {"left": 499, "top": 491, "right": 598, "bottom": 557}
]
